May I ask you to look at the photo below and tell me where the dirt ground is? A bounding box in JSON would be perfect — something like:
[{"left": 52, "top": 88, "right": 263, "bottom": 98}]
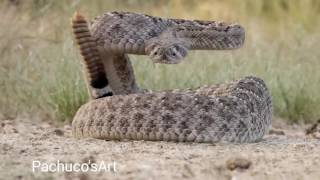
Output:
[{"left": 0, "top": 117, "right": 319, "bottom": 180}]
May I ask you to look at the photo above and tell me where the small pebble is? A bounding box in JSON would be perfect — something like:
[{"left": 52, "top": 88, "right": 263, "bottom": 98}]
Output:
[
  {"left": 53, "top": 128, "right": 64, "bottom": 136},
  {"left": 226, "top": 157, "right": 252, "bottom": 171},
  {"left": 269, "top": 128, "right": 285, "bottom": 135},
  {"left": 306, "top": 119, "right": 320, "bottom": 139}
]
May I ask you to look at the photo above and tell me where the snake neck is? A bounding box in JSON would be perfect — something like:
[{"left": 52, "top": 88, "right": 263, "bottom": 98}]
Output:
[{"left": 97, "top": 48, "right": 141, "bottom": 95}]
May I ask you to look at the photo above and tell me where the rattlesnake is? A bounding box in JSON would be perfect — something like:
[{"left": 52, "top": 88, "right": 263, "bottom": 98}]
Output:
[{"left": 71, "top": 12, "right": 272, "bottom": 143}]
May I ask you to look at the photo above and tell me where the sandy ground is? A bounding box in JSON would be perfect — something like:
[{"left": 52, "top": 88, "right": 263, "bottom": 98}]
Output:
[{"left": 0, "top": 117, "right": 319, "bottom": 180}]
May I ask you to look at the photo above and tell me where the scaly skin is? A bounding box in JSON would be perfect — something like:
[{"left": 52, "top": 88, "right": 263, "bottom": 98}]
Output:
[
  {"left": 90, "top": 11, "right": 245, "bottom": 63},
  {"left": 71, "top": 12, "right": 272, "bottom": 143},
  {"left": 90, "top": 11, "right": 245, "bottom": 54},
  {"left": 72, "top": 76, "right": 272, "bottom": 143}
]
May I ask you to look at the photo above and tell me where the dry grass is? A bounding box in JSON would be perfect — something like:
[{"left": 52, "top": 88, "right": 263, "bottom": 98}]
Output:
[{"left": 0, "top": 0, "right": 320, "bottom": 123}]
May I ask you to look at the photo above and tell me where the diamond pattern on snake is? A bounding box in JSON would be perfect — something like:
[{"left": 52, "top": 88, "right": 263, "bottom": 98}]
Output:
[{"left": 71, "top": 11, "right": 272, "bottom": 143}]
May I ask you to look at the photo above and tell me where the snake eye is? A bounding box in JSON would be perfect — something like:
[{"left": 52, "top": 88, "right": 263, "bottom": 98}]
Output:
[{"left": 172, "top": 52, "right": 176, "bottom": 56}]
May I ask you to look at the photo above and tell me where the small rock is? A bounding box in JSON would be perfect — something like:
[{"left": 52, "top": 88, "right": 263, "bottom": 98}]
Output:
[
  {"left": 269, "top": 128, "right": 285, "bottom": 135},
  {"left": 306, "top": 119, "right": 320, "bottom": 139},
  {"left": 12, "top": 128, "right": 18, "bottom": 133},
  {"left": 53, "top": 128, "right": 64, "bottom": 136},
  {"left": 15, "top": 175, "right": 23, "bottom": 180},
  {"left": 226, "top": 157, "right": 252, "bottom": 171},
  {"left": 2, "top": 144, "right": 13, "bottom": 152},
  {"left": 78, "top": 173, "right": 89, "bottom": 180},
  {"left": 0, "top": 120, "right": 18, "bottom": 134}
]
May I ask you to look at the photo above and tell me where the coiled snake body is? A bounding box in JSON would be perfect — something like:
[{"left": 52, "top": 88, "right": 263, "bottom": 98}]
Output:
[{"left": 71, "top": 12, "right": 272, "bottom": 143}]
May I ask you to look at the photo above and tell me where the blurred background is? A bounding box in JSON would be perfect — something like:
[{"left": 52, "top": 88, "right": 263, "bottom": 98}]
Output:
[{"left": 0, "top": 0, "right": 319, "bottom": 123}]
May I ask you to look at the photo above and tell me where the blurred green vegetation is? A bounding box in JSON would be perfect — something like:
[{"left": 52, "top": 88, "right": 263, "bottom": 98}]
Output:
[{"left": 0, "top": 0, "right": 319, "bottom": 123}]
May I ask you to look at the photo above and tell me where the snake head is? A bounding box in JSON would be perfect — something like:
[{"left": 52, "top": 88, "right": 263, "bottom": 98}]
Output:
[{"left": 146, "top": 42, "right": 189, "bottom": 64}]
